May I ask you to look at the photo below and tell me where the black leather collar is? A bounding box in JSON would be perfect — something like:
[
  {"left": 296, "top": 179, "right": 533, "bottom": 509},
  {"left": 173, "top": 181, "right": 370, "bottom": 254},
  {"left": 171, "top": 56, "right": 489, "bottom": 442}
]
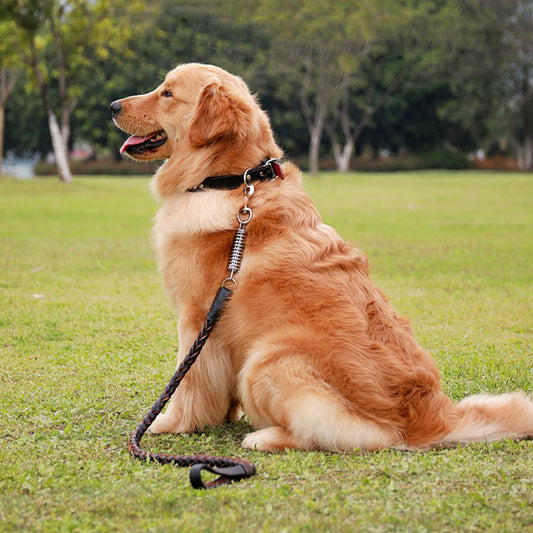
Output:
[{"left": 188, "top": 159, "right": 284, "bottom": 192}]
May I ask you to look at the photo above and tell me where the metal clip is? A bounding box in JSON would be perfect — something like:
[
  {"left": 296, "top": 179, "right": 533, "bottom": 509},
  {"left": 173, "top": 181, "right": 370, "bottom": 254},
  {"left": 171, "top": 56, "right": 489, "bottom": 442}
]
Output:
[{"left": 222, "top": 178, "right": 255, "bottom": 290}]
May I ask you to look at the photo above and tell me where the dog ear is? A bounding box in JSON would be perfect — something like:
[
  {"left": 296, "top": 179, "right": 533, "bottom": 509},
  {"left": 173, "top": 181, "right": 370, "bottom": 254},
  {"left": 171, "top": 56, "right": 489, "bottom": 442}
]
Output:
[{"left": 189, "top": 82, "right": 253, "bottom": 146}]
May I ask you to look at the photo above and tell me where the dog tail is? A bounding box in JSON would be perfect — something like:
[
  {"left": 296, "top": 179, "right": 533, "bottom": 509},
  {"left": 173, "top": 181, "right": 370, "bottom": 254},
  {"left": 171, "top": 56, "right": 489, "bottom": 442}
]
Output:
[{"left": 436, "top": 392, "right": 533, "bottom": 447}]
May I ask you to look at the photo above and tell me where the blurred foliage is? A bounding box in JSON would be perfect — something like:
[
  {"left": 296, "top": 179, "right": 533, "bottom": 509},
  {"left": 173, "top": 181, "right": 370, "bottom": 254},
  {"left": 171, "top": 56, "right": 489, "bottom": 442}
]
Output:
[{"left": 2, "top": 0, "right": 533, "bottom": 170}]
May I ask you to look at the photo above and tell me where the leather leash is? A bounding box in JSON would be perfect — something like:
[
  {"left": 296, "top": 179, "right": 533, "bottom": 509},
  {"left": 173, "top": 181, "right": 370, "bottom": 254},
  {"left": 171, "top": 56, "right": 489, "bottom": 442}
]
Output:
[
  {"left": 128, "top": 285, "right": 256, "bottom": 489},
  {"left": 128, "top": 159, "right": 283, "bottom": 489}
]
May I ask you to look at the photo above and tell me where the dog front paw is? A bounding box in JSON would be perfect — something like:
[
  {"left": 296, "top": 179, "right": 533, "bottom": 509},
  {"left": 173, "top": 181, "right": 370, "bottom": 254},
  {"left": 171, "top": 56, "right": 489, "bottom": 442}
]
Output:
[{"left": 148, "top": 412, "right": 192, "bottom": 435}]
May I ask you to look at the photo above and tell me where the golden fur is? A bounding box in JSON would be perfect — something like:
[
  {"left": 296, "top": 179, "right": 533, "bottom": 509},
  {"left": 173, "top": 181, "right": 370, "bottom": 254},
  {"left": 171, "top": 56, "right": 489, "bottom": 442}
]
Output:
[{"left": 113, "top": 63, "right": 533, "bottom": 452}]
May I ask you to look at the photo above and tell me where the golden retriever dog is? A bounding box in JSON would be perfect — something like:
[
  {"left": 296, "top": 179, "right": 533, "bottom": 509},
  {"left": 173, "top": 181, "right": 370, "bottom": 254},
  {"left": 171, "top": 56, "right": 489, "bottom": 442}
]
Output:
[{"left": 111, "top": 63, "right": 533, "bottom": 453}]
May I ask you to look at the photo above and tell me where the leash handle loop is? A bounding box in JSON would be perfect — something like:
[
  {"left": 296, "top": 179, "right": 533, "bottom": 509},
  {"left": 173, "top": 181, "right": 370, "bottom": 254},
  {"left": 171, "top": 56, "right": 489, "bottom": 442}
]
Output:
[{"left": 189, "top": 463, "right": 256, "bottom": 490}]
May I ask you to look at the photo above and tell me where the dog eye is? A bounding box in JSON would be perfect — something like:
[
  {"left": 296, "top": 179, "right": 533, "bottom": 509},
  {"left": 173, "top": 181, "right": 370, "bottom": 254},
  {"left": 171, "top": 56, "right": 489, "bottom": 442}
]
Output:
[{"left": 161, "top": 89, "right": 173, "bottom": 98}]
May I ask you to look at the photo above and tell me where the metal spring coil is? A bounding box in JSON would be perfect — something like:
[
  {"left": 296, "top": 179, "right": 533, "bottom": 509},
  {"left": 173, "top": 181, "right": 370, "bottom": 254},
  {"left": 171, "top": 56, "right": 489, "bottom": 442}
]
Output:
[{"left": 228, "top": 226, "right": 247, "bottom": 273}]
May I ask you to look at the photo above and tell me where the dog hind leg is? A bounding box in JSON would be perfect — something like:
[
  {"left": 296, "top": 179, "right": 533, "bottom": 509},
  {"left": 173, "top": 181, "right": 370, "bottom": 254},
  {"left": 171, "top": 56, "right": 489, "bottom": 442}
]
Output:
[
  {"left": 239, "top": 344, "right": 400, "bottom": 453},
  {"left": 242, "top": 426, "right": 304, "bottom": 451}
]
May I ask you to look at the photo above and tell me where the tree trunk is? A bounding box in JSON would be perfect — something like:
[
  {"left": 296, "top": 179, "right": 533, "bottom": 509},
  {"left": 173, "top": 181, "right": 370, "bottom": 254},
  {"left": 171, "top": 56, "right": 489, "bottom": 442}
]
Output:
[
  {"left": 27, "top": 33, "right": 73, "bottom": 182},
  {"left": 1, "top": 67, "right": 18, "bottom": 176},
  {"left": 48, "top": 111, "right": 73, "bottom": 183},
  {"left": 334, "top": 140, "right": 354, "bottom": 172},
  {"left": 309, "top": 126, "right": 321, "bottom": 175},
  {"left": 517, "top": 135, "right": 533, "bottom": 171},
  {"left": 308, "top": 105, "right": 327, "bottom": 175},
  {"left": 61, "top": 116, "right": 70, "bottom": 163}
]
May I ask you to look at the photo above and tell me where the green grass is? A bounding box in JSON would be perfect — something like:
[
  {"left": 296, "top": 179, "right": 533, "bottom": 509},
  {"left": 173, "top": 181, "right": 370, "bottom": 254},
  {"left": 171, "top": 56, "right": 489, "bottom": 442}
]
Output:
[{"left": 1, "top": 171, "right": 532, "bottom": 532}]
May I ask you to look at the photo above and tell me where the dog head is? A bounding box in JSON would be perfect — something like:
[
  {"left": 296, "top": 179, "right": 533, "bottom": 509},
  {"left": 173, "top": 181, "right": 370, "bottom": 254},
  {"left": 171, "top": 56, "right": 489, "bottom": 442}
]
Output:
[{"left": 111, "top": 63, "right": 282, "bottom": 196}]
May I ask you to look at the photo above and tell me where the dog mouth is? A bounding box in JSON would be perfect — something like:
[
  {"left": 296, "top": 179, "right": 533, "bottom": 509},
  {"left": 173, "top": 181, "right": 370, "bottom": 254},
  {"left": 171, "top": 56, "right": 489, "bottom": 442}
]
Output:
[{"left": 119, "top": 130, "right": 168, "bottom": 156}]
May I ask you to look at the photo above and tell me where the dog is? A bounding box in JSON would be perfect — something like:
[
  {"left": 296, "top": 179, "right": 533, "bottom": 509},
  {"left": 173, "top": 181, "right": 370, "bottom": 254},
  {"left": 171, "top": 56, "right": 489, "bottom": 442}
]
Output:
[{"left": 111, "top": 63, "right": 533, "bottom": 452}]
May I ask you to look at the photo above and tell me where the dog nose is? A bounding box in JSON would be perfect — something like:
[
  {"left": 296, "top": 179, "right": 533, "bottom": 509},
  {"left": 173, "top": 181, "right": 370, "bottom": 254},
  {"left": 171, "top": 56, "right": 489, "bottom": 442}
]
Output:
[{"left": 110, "top": 100, "right": 122, "bottom": 118}]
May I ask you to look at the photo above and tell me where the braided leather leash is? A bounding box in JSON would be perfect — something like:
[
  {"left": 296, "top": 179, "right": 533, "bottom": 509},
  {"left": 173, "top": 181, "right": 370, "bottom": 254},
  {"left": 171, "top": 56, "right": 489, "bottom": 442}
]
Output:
[
  {"left": 128, "top": 286, "right": 256, "bottom": 489},
  {"left": 127, "top": 163, "right": 276, "bottom": 489}
]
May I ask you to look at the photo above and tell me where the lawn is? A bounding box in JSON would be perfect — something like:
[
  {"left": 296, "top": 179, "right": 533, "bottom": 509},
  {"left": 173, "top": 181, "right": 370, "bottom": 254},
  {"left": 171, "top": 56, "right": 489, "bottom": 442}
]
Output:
[{"left": 1, "top": 171, "right": 532, "bottom": 532}]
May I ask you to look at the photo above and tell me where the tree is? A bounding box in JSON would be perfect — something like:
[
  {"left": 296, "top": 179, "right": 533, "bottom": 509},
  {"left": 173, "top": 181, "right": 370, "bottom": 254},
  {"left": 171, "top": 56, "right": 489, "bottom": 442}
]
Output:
[
  {"left": 0, "top": 20, "right": 19, "bottom": 175},
  {"left": 1, "top": 0, "right": 140, "bottom": 182},
  {"left": 428, "top": 0, "right": 533, "bottom": 168},
  {"left": 323, "top": 1, "right": 443, "bottom": 171},
  {"left": 240, "top": 0, "right": 446, "bottom": 173},
  {"left": 3, "top": 0, "right": 530, "bottom": 172},
  {"left": 501, "top": 1, "right": 533, "bottom": 169},
  {"left": 249, "top": 0, "right": 378, "bottom": 173},
  {"left": 324, "top": 47, "right": 406, "bottom": 172},
  {"left": 0, "top": 68, "right": 18, "bottom": 171},
  {"left": 4, "top": 76, "right": 50, "bottom": 157}
]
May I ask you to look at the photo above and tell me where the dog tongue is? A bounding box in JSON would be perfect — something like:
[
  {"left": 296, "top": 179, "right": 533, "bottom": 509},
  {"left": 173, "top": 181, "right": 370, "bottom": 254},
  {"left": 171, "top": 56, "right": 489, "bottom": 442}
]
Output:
[{"left": 119, "top": 132, "right": 157, "bottom": 154}]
